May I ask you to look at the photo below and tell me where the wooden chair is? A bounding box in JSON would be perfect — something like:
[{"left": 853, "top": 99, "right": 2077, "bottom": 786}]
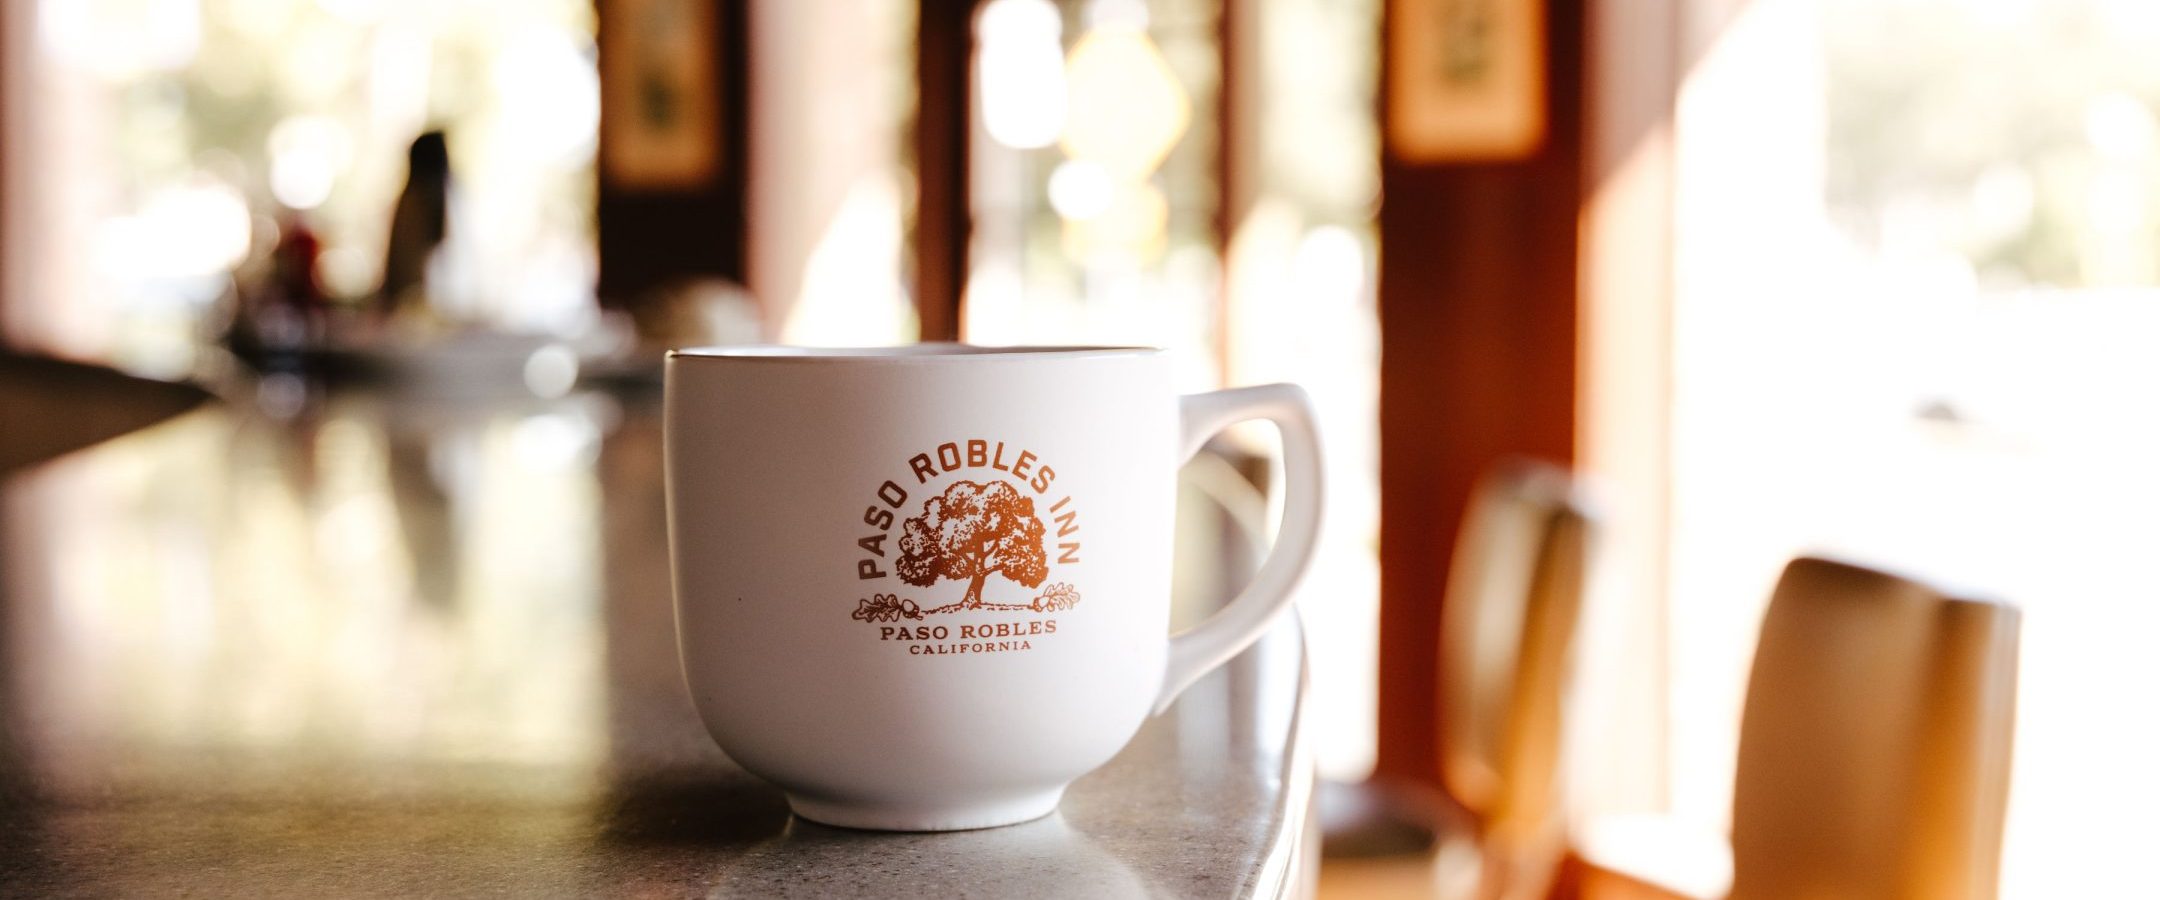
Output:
[
  {"left": 1321, "top": 459, "right": 1594, "bottom": 900},
  {"left": 1577, "top": 557, "right": 2022, "bottom": 900}
]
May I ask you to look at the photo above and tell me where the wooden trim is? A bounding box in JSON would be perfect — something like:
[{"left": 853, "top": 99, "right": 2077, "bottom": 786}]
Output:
[
  {"left": 0, "top": 0, "right": 15, "bottom": 350},
  {"left": 1215, "top": 0, "right": 1252, "bottom": 251},
  {"left": 1374, "top": 0, "right": 1586, "bottom": 788},
  {"left": 1575, "top": 0, "right": 1683, "bottom": 816},
  {"left": 0, "top": 0, "right": 9, "bottom": 349},
  {"left": 912, "top": 0, "right": 975, "bottom": 342},
  {"left": 1214, "top": 0, "right": 1259, "bottom": 387}
]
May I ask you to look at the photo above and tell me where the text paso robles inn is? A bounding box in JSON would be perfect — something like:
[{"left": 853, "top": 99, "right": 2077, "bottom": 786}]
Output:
[{"left": 855, "top": 439, "right": 1083, "bottom": 582}]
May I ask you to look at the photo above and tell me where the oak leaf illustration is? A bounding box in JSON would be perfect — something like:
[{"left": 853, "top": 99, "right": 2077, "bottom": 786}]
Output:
[
  {"left": 897, "top": 479, "right": 1048, "bottom": 610},
  {"left": 851, "top": 593, "right": 923, "bottom": 622},
  {"left": 1030, "top": 583, "right": 1082, "bottom": 612}
]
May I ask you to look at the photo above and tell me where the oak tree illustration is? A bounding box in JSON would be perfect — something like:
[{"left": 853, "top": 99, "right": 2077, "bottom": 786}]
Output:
[{"left": 897, "top": 479, "right": 1048, "bottom": 610}]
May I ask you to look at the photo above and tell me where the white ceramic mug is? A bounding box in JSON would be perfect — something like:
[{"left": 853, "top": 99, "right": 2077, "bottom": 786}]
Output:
[{"left": 664, "top": 345, "right": 1322, "bottom": 831}]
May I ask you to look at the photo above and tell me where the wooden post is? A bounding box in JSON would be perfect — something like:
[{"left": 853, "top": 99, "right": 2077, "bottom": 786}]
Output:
[
  {"left": 594, "top": 0, "right": 750, "bottom": 305},
  {"left": 1375, "top": 0, "right": 1587, "bottom": 788},
  {"left": 913, "top": 0, "right": 976, "bottom": 343}
]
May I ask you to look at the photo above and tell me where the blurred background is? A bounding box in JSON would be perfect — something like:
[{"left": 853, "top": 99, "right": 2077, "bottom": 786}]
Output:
[{"left": 2, "top": 0, "right": 2156, "bottom": 896}]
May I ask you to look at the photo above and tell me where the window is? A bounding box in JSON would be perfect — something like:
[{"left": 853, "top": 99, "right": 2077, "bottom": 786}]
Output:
[
  {"left": 965, "top": 0, "right": 1382, "bottom": 778},
  {"left": 4, "top": 0, "right": 599, "bottom": 371},
  {"left": 1664, "top": 0, "right": 2160, "bottom": 892}
]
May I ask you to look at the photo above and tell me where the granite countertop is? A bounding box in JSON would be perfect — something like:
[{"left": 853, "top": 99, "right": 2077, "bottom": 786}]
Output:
[{"left": 0, "top": 390, "right": 1315, "bottom": 898}]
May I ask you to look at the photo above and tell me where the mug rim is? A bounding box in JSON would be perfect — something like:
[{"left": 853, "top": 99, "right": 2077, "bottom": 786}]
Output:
[{"left": 668, "top": 343, "right": 1163, "bottom": 363}]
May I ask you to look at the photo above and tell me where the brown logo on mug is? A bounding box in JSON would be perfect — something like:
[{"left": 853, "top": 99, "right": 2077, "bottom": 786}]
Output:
[{"left": 849, "top": 440, "right": 1082, "bottom": 653}]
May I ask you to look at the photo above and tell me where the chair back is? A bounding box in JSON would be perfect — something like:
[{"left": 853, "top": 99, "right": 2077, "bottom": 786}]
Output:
[
  {"left": 1438, "top": 461, "right": 1594, "bottom": 859},
  {"left": 1731, "top": 557, "right": 2021, "bottom": 900}
]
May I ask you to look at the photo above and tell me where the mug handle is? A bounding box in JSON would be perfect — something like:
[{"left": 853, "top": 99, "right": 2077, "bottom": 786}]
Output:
[{"left": 1155, "top": 384, "right": 1325, "bottom": 714}]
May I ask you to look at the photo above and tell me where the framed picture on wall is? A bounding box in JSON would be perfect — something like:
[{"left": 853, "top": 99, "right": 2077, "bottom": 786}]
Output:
[
  {"left": 600, "top": 0, "right": 722, "bottom": 188},
  {"left": 1387, "top": 0, "right": 1547, "bottom": 163}
]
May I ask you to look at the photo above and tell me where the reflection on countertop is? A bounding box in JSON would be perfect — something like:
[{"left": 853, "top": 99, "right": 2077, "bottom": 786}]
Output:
[{"left": 0, "top": 384, "right": 1311, "bottom": 898}]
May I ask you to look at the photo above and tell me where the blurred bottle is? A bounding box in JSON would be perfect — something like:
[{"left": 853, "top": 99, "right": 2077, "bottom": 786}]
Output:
[
  {"left": 220, "top": 211, "right": 329, "bottom": 364},
  {"left": 273, "top": 215, "right": 328, "bottom": 318},
  {"left": 379, "top": 131, "right": 451, "bottom": 318}
]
